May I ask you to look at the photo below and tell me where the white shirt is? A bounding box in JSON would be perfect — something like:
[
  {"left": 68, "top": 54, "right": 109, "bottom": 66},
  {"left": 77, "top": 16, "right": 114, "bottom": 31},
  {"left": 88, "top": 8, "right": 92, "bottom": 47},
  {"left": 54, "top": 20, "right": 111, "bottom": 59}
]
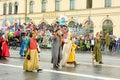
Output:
[{"left": 91, "top": 40, "right": 94, "bottom": 45}]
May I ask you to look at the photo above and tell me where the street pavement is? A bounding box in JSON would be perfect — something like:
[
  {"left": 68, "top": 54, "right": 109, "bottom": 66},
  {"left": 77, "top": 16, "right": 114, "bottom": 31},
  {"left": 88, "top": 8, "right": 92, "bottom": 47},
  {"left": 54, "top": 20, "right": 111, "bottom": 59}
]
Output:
[{"left": 0, "top": 49, "right": 120, "bottom": 80}]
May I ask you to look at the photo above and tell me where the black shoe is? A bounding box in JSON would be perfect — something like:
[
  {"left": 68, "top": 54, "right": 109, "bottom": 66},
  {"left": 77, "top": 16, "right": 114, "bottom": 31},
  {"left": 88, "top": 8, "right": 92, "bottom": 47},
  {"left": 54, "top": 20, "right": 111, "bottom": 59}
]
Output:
[
  {"left": 57, "top": 64, "right": 60, "bottom": 67},
  {"left": 25, "top": 70, "right": 33, "bottom": 72},
  {"left": 53, "top": 65, "right": 59, "bottom": 69},
  {"left": 21, "top": 55, "right": 23, "bottom": 57},
  {"left": 99, "top": 62, "right": 103, "bottom": 64},
  {"left": 37, "top": 69, "right": 42, "bottom": 72}
]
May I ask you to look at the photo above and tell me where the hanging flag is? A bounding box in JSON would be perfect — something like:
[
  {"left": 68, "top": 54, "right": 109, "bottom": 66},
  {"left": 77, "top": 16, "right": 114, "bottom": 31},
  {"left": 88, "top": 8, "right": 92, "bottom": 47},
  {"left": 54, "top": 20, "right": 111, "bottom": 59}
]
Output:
[
  {"left": 60, "top": 15, "right": 67, "bottom": 25},
  {"left": 26, "top": 17, "right": 31, "bottom": 21},
  {"left": 60, "top": 18, "right": 65, "bottom": 25},
  {"left": 75, "top": 16, "right": 78, "bottom": 24},
  {"left": 18, "top": 18, "right": 21, "bottom": 26},
  {"left": 2, "top": 18, "right": 7, "bottom": 27},
  {"left": 15, "top": 24, "right": 20, "bottom": 31},
  {"left": 9, "top": 17, "right": 14, "bottom": 25},
  {"left": 88, "top": 15, "right": 91, "bottom": 24}
]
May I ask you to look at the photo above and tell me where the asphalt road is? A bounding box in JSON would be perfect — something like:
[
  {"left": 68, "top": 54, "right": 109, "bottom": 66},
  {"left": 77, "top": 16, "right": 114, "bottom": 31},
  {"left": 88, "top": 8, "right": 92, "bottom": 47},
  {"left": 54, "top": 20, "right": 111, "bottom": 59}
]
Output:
[{"left": 0, "top": 49, "right": 120, "bottom": 80}]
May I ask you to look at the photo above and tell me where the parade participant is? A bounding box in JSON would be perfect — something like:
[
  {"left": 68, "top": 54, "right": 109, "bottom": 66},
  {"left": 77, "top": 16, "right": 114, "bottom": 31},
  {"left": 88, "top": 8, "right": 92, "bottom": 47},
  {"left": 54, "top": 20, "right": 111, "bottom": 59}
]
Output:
[
  {"left": 1, "top": 34, "right": 10, "bottom": 59},
  {"left": 93, "top": 32, "right": 103, "bottom": 64},
  {"left": 51, "top": 28, "right": 62, "bottom": 69},
  {"left": 105, "top": 33, "right": 111, "bottom": 51},
  {"left": 23, "top": 31, "right": 42, "bottom": 72},
  {"left": 0, "top": 34, "right": 4, "bottom": 59},
  {"left": 61, "top": 32, "right": 72, "bottom": 67},
  {"left": 67, "top": 34, "right": 77, "bottom": 67},
  {"left": 19, "top": 35, "right": 27, "bottom": 57}
]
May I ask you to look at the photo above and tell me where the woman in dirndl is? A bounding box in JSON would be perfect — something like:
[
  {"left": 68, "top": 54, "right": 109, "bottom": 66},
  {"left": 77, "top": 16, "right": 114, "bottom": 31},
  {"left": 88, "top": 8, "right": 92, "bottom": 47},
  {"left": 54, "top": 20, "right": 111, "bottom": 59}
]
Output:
[{"left": 23, "top": 31, "right": 42, "bottom": 72}]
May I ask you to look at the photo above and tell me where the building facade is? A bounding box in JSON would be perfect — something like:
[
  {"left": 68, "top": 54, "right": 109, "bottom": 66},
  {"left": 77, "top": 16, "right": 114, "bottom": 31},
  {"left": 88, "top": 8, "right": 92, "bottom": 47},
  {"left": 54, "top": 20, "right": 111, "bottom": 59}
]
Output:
[{"left": 0, "top": 0, "right": 120, "bottom": 37}]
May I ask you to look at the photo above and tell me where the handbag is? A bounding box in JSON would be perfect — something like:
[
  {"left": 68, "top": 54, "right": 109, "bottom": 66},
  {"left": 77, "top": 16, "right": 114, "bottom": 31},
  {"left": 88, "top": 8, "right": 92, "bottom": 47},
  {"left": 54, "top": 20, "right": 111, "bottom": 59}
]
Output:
[
  {"left": 27, "top": 55, "right": 30, "bottom": 60},
  {"left": 26, "top": 50, "right": 30, "bottom": 60}
]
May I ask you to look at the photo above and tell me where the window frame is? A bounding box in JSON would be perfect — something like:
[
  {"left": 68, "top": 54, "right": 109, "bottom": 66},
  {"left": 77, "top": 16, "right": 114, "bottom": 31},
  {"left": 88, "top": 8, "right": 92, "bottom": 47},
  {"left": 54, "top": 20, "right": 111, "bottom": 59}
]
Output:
[
  {"left": 42, "top": 0, "right": 46, "bottom": 12},
  {"left": 14, "top": 2, "right": 18, "bottom": 14},
  {"left": 86, "top": 0, "right": 92, "bottom": 9},
  {"left": 105, "top": 0, "right": 111, "bottom": 8},
  {"left": 29, "top": 1, "right": 34, "bottom": 13},
  {"left": 70, "top": 0, "right": 75, "bottom": 10},
  {"left": 3, "top": 3, "right": 7, "bottom": 15},
  {"left": 55, "top": 0, "right": 60, "bottom": 11},
  {"left": 9, "top": 3, "right": 12, "bottom": 14}
]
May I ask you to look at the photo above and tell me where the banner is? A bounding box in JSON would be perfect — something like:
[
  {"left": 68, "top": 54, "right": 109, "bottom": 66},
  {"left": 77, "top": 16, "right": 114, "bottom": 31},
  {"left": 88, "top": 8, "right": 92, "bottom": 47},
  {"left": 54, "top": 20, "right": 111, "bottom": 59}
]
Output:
[
  {"left": 60, "top": 15, "right": 67, "bottom": 25},
  {"left": 9, "top": 17, "right": 14, "bottom": 25},
  {"left": 26, "top": 17, "right": 31, "bottom": 21},
  {"left": 18, "top": 18, "right": 21, "bottom": 25},
  {"left": 2, "top": 18, "right": 7, "bottom": 27},
  {"left": 88, "top": 15, "right": 91, "bottom": 24}
]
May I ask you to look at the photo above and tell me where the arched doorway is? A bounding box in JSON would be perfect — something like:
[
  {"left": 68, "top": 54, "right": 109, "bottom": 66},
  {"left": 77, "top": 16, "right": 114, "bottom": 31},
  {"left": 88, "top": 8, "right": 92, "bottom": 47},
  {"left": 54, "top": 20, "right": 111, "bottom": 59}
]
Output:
[
  {"left": 38, "top": 22, "right": 47, "bottom": 30},
  {"left": 54, "top": 21, "right": 59, "bottom": 26},
  {"left": 84, "top": 20, "right": 94, "bottom": 34},
  {"left": 68, "top": 21, "right": 75, "bottom": 27},
  {"left": 102, "top": 19, "right": 113, "bottom": 35},
  {"left": 55, "top": 21, "right": 59, "bottom": 24},
  {"left": 41, "top": 22, "right": 47, "bottom": 26}
]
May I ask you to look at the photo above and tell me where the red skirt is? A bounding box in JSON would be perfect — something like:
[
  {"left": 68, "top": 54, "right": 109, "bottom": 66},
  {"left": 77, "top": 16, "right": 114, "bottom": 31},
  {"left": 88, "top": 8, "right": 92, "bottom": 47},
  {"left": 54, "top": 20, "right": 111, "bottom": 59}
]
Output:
[{"left": 1, "top": 42, "right": 10, "bottom": 57}]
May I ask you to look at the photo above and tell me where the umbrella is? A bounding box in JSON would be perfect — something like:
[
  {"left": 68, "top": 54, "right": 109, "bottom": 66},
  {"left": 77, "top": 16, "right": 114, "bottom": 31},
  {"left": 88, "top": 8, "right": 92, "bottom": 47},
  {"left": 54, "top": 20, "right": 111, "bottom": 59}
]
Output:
[{"left": 109, "top": 35, "right": 117, "bottom": 38}]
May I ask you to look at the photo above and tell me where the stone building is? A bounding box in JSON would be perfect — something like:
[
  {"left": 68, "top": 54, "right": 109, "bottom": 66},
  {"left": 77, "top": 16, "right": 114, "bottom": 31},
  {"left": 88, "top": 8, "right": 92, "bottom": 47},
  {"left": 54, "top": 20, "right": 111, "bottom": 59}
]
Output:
[{"left": 0, "top": 0, "right": 120, "bottom": 37}]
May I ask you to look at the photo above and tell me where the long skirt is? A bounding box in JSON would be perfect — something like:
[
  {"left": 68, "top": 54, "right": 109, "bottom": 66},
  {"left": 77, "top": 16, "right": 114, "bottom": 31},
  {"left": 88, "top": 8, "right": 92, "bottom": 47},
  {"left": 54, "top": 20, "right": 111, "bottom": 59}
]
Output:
[
  {"left": 67, "top": 43, "right": 77, "bottom": 63},
  {"left": 60, "top": 41, "right": 72, "bottom": 66},
  {"left": 23, "top": 49, "right": 39, "bottom": 71},
  {"left": 93, "top": 47, "right": 102, "bottom": 62},
  {"left": 1, "top": 42, "right": 10, "bottom": 57},
  {"left": 67, "top": 48, "right": 76, "bottom": 63}
]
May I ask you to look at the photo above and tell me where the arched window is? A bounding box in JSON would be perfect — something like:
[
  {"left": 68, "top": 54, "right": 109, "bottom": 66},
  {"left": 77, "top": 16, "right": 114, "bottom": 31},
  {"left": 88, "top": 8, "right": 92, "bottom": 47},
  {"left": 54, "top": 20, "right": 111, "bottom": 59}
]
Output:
[
  {"left": 42, "top": 0, "right": 46, "bottom": 12},
  {"left": 70, "top": 0, "right": 75, "bottom": 10},
  {"left": 85, "top": 20, "right": 94, "bottom": 33},
  {"left": 68, "top": 21, "right": 75, "bottom": 27},
  {"left": 9, "top": 3, "right": 12, "bottom": 14},
  {"left": 105, "top": 0, "right": 111, "bottom": 8},
  {"left": 29, "top": 1, "right": 34, "bottom": 13},
  {"left": 41, "top": 22, "right": 47, "bottom": 26},
  {"left": 14, "top": 2, "right": 18, "bottom": 14},
  {"left": 102, "top": 19, "right": 113, "bottom": 35},
  {"left": 55, "top": 0, "right": 60, "bottom": 11},
  {"left": 3, "top": 3, "right": 7, "bottom": 15},
  {"left": 87, "top": 0, "right": 92, "bottom": 9}
]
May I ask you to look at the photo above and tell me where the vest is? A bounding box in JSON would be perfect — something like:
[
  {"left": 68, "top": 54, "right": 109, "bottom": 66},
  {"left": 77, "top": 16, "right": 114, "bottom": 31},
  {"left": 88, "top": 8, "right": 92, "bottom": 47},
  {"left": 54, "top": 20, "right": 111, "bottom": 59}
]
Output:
[{"left": 29, "top": 38, "right": 37, "bottom": 50}]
